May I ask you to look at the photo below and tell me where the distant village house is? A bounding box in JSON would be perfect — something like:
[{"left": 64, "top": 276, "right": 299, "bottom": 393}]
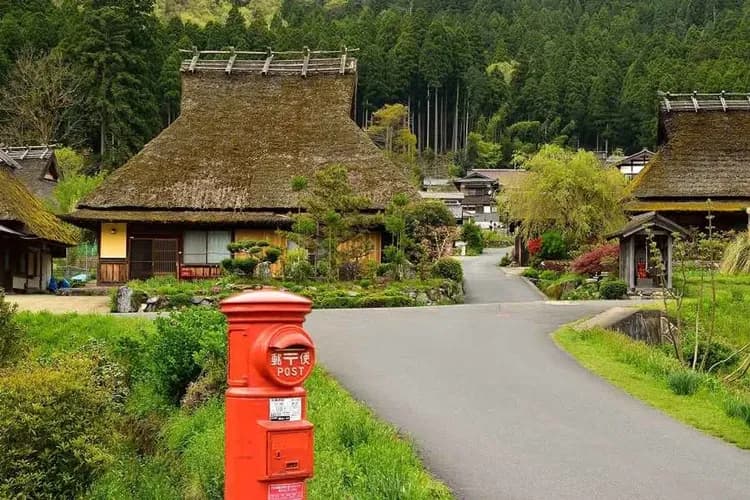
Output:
[{"left": 0, "top": 146, "right": 60, "bottom": 199}]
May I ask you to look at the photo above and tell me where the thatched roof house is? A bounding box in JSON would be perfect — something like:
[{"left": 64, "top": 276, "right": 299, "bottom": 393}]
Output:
[
  {"left": 627, "top": 92, "right": 750, "bottom": 229},
  {"left": 0, "top": 146, "right": 60, "bottom": 199},
  {"left": 66, "top": 49, "right": 415, "bottom": 284},
  {"left": 0, "top": 166, "right": 77, "bottom": 292}
]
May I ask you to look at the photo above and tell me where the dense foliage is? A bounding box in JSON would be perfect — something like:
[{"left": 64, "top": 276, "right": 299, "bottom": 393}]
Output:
[
  {"left": 5, "top": 0, "right": 750, "bottom": 168},
  {"left": 509, "top": 145, "right": 627, "bottom": 246},
  {"left": 571, "top": 243, "right": 620, "bottom": 276}
]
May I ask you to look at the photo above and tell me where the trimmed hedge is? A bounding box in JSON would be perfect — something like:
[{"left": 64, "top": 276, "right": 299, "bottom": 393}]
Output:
[
  {"left": 433, "top": 257, "right": 463, "bottom": 282},
  {"left": 600, "top": 279, "right": 628, "bottom": 299}
]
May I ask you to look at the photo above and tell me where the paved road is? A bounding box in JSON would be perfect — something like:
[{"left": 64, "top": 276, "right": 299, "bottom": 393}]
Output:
[
  {"left": 306, "top": 250, "right": 750, "bottom": 500},
  {"left": 461, "top": 248, "right": 543, "bottom": 304}
]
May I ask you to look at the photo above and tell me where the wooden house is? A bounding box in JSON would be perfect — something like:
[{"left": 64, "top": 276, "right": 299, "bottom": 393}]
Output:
[
  {"left": 65, "top": 49, "right": 416, "bottom": 285},
  {"left": 612, "top": 149, "right": 654, "bottom": 181},
  {"left": 627, "top": 92, "right": 750, "bottom": 230},
  {"left": 0, "top": 166, "right": 77, "bottom": 292},
  {"left": 0, "top": 146, "right": 60, "bottom": 199}
]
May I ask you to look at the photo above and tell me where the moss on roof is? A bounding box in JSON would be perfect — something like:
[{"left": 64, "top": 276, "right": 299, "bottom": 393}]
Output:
[
  {"left": 624, "top": 199, "right": 750, "bottom": 213},
  {"left": 74, "top": 70, "right": 415, "bottom": 221},
  {"left": 631, "top": 111, "right": 750, "bottom": 199},
  {"left": 0, "top": 167, "right": 78, "bottom": 245}
]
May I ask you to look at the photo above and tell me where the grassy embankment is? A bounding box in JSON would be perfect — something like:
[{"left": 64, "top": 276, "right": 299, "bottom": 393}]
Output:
[
  {"left": 554, "top": 271, "right": 750, "bottom": 448},
  {"left": 16, "top": 312, "right": 452, "bottom": 499}
]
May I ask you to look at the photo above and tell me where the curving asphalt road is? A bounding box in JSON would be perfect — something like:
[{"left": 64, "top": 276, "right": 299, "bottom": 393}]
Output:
[{"left": 306, "top": 249, "right": 750, "bottom": 499}]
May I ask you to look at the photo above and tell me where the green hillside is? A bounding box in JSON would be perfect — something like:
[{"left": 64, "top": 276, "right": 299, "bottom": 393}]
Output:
[{"left": 154, "top": 0, "right": 282, "bottom": 25}]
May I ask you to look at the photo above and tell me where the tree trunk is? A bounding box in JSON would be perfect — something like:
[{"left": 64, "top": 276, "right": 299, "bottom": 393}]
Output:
[
  {"left": 426, "top": 87, "right": 431, "bottom": 151},
  {"left": 434, "top": 87, "right": 438, "bottom": 154},
  {"left": 453, "top": 85, "right": 459, "bottom": 152}
]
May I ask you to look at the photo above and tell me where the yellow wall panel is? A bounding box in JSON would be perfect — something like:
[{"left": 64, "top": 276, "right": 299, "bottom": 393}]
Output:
[
  {"left": 234, "top": 229, "right": 286, "bottom": 249},
  {"left": 100, "top": 223, "right": 127, "bottom": 258}
]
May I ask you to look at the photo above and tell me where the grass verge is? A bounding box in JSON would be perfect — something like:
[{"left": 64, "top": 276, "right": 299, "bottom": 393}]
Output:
[
  {"left": 15, "top": 313, "right": 451, "bottom": 499},
  {"left": 554, "top": 326, "right": 750, "bottom": 449}
]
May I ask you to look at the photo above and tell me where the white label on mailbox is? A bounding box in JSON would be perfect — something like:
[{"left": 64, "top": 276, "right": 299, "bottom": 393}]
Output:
[{"left": 269, "top": 397, "right": 302, "bottom": 422}]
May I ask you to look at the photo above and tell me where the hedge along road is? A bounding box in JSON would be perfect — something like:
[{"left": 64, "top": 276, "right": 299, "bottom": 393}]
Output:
[{"left": 305, "top": 249, "right": 750, "bottom": 499}]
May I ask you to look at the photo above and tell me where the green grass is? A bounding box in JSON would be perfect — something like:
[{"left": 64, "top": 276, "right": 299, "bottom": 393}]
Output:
[
  {"left": 555, "top": 326, "right": 750, "bottom": 449},
  {"left": 15, "top": 312, "right": 451, "bottom": 499},
  {"left": 674, "top": 270, "right": 750, "bottom": 348}
]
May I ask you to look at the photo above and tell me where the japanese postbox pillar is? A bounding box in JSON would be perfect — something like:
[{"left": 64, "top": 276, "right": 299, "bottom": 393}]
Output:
[{"left": 220, "top": 289, "right": 315, "bottom": 500}]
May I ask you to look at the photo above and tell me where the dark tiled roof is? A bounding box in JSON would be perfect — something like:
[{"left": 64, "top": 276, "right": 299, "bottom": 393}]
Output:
[{"left": 0, "top": 146, "right": 58, "bottom": 199}]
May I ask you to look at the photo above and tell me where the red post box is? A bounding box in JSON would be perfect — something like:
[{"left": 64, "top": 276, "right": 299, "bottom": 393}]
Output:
[{"left": 220, "top": 289, "right": 315, "bottom": 500}]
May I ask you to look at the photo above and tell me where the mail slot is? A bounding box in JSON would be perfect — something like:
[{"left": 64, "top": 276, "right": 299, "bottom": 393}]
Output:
[{"left": 221, "top": 289, "right": 316, "bottom": 500}]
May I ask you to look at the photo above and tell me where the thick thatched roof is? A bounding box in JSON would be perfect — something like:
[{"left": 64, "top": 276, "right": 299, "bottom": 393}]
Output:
[
  {"left": 71, "top": 52, "right": 415, "bottom": 224},
  {"left": 0, "top": 146, "right": 58, "bottom": 199},
  {"left": 0, "top": 166, "right": 77, "bottom": 245},
  {"left": 630, "top": 100, "right": 750, "bottom": 201},
  {"left": 467, "top": 169, "right": 528, "bottom": 189}
]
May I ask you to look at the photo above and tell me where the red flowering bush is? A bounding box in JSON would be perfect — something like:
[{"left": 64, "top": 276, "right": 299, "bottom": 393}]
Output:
[
  {"left": 527, "top": 237, "right": 542, "bottom": 255},
  {"left": 571, "top": 243, "right": 619, "bottom": 275}
]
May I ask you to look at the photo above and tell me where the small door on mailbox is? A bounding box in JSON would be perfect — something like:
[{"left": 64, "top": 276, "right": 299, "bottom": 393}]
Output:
[{"left": 267, "top": 428, "right": 313, "bottom": 478}]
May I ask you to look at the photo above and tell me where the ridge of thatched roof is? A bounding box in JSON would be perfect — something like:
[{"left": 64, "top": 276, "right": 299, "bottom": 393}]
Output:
[
  {"left": 1, "top": 145, "right": 58, "bottom": 199},
  {"left": 0, "top": 167, "right": 78, "bottom": 245},
  {"left": 179, "top": 47, "right": 358, "bottom": 76},
  {"left": 73, "top": 57, "right": 415, "bottom": 223},
  {"left": 630, "top": 106, "right": 750, "bottom": 200}
]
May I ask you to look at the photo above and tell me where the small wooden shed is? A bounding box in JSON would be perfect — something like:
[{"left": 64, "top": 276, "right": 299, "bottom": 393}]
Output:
[{"left": 609, "top": 212, "right": 688, "bottom": 290}]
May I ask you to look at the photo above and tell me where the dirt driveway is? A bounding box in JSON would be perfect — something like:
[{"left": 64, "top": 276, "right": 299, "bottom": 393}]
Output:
[{"left": 8, "top": 295, "right": 111, "bottom": 314}]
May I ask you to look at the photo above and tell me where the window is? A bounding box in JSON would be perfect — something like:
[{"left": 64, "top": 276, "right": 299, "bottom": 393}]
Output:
[{"left": 183, "top": 230, "right": 231, "bottom": 264}]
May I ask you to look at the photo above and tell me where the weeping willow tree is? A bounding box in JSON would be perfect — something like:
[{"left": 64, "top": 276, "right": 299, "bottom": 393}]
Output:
[{"left": 508, "top": 144, "right": 627, "bottom": 246}]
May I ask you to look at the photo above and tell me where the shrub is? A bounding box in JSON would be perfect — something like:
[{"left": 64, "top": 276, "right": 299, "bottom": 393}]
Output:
[
  {"left": 499, "top": 254, "right": 512, "bottom": 267},
  {"left": 461, "top": 220, "right": 484, "bottom": 253},
  {"left": 667, "top": 370, "right": 702, "bottom": 396},
  {"left": 0, "top": 291, "right": 24, "bottom": 366},
  {"left": 539, "top": 270, "right": 560, "bottom": 281},
  {"left": 357, "top": 294, "right": 414, "bottom": 308},
  {"left": 148, "top": 309, "right": 226, "bottom": 404},
  {"left": 599, "top": 279, "right": 628, "bottom": 299},
  {"left": 522, "top": 268, "right": 540, "bottom": 279},
  {"left": 540, "top": 230, "right": 567, "bottom": 259},
  {"left": 571, "top": 243, "right": 620, "bottom": 275},
  {"left": 432, "top": 257, "right": 463, "bottom": 282},
  {"left": 725, "top": 396, "right": 750, "bottom": 427},
  {"left": 538, "top": 260, "right": 569, "bottom": 272},
  {"left": 681, "top": 339, "right": 738, "bottom": 372},
  {"left": 561, "top": 283, "right": 600, "bottom": 300},
  {"left": 0, "top": 355, "right": 118, "bottom": 498},
  {"left": 284, "top": 248, "right": 314, "bottom": 283},
  {"left": 527, "top": 237, "right": 542, "bottom": 255}
]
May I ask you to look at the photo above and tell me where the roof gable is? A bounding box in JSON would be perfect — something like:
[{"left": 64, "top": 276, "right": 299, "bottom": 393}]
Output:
[
  {"left": 76, "top": 53, "right": 414, "bottom": 215},
  {"left": 0, "top": 146, "right": 59, "bottom": 199}
]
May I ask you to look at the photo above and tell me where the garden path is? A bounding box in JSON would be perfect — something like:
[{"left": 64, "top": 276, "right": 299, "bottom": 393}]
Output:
[{"left": 307, "top": 250, "right": 750, "bottom": 500}]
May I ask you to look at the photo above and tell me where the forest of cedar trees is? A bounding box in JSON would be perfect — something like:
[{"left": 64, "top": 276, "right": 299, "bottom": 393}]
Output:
[{"left": 2, "top": 0, "right": 750, "bottom": 171}]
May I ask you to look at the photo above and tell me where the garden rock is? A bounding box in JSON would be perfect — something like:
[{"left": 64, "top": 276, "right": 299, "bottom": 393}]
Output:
[{"left": 116, "top": 286, "right": 134, "bottom": 313}]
